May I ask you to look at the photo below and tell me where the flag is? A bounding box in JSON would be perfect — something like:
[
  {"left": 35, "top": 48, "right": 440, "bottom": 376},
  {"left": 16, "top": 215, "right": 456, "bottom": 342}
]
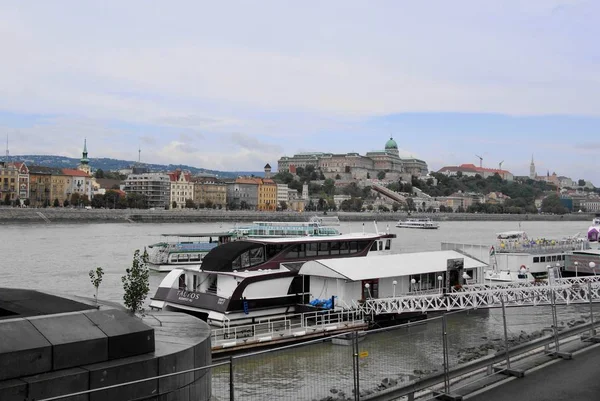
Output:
[{"left": 489, "top": 246, "right": 496, "bottom": 257}]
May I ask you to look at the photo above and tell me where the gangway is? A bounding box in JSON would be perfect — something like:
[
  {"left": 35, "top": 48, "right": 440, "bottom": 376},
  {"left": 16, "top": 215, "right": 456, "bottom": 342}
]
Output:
[
  {"left": 362, "top": 276, "right": 600, "bottom": 315},
  {"left": 371, "top": 183, "right": 406, "bottom": 203}
]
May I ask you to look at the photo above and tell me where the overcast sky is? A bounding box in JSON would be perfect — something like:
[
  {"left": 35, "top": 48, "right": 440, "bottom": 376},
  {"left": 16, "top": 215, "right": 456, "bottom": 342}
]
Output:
[{"left": 1, "top": 1, "right": 599, "bottom": 182}]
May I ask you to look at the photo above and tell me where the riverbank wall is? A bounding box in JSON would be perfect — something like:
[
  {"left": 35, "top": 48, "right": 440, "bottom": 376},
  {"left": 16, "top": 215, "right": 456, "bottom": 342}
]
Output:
[{"left": 0, "top": 207, "right": 594, "bottom": 225}]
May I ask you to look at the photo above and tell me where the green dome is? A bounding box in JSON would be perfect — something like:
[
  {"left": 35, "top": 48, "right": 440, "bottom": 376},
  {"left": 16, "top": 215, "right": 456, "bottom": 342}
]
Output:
[{"left": 385, "top": 137, "right": 398, "bottom": 150}]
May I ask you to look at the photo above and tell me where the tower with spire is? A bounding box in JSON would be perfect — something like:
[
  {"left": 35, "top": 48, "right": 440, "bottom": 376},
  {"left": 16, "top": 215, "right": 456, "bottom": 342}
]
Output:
[
  {"left": 529, "top": 155, "right": 536, "bottom": 180},
  {"left": 77, "top": 139, "right": 91, "bottom": 175}
]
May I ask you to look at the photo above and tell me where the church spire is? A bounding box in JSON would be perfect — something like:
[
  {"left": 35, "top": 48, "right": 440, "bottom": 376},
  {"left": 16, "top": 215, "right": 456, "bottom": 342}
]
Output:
[{"left": 81, "top": 138, "right": 89, "bottom": 165}]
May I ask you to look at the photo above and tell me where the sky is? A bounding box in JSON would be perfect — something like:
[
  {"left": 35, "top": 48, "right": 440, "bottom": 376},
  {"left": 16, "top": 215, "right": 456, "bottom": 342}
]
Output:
[{"left": 1, "top": 1, "right": 599, "bottom": 182}]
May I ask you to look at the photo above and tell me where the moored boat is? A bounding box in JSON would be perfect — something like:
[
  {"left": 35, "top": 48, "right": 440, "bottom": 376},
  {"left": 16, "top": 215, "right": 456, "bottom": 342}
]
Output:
[
  {"left": 149, "top": 231, "right": 396, "bottom": 327},
  {"left": 396, "top": 217, "right": 439, "bottom": 230},
  {"left": 147, "top": 232, "right": 233, "bottom": 272}
]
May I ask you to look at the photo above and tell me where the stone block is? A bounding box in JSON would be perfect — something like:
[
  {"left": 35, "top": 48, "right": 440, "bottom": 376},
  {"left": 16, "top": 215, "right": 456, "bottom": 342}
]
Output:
[
  {"left": 85, "top": 309, "right": 155, "bottom": 359},
  {"left": 0, "top": 319, "right": 52, "bottom": 381},
  {"left": 85, "top": 354, "right": 158, "bottom": 401},
  {"left": 29, "top": 313, "right": 108, "bottom": 370},
  {"left": 0, "top": 379, "right": 27, "bottom": 401},
  {"left": 156, "top": 342, "right": 194, "bottom": 397},
  {"left": 22, "top": 367, "right": 89, "bottom": 401}
]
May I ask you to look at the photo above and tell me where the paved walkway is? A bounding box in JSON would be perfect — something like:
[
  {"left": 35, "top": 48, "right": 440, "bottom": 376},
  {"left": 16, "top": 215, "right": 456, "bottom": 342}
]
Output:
[{"left": 466, "top": 345, "right": 600, "bottom": 400}]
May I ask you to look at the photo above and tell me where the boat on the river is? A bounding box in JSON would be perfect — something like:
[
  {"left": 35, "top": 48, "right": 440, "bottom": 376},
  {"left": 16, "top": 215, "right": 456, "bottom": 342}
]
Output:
[
  {"left": 587, "top": 216, "right": 600, "bottom": 242},
  {"left": 147, "top": 232, "right": 234, "bottom": 272},
  {"left": 228, "top": 219, "right": 341, "bottom": 239},
  {"left": 150, "top": 231, "right": 396, "bottom": 327},
  {"left": 396, "top": 217, "right": 439, "bottom": 230},
  {"left": 443, "top": 230, "right": 590, "bottom": 280}
]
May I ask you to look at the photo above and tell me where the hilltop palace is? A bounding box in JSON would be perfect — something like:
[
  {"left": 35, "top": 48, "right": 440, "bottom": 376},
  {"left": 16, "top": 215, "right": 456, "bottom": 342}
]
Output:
[{"left": 277, "top": 137, "right": 428, "bottom": 181}]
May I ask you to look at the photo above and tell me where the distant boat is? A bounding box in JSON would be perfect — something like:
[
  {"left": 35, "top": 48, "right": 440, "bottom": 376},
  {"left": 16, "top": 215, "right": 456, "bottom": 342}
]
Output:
[{"left": 396, "top": 217, "right": 439, "bottom": 230}]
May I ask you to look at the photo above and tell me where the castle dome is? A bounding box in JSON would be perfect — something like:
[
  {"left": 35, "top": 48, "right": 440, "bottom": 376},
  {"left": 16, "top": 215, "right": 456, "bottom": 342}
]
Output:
[{"left": 385, "top": 137, "right": 398, "bottom": 150}]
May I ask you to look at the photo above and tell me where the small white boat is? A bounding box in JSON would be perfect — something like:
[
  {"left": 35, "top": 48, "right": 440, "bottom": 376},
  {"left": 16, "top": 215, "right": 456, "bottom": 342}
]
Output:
[
  {"left": 331, "top": 331, "right": 366, "bottom": 346},
  {"left": 396, "top": 217, "right": 439, "bottom": 230}
]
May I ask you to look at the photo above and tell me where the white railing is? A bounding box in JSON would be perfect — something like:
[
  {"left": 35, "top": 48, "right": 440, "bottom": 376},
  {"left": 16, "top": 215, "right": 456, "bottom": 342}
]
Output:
[
  {"left": 362, "top": 279, "right": 600, "bottom": 315},
  {"left": 211, "top": 308, "right": 365, "bottom": 349}
]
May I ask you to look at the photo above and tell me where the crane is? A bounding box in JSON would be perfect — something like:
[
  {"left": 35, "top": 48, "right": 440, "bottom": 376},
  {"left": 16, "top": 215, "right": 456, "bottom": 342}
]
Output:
[
  {"left": 475, "top": 154, "right": 483, "bottom": 168},
  {"left": 499, "top": 160, "right": 504, "bottom": 170}
]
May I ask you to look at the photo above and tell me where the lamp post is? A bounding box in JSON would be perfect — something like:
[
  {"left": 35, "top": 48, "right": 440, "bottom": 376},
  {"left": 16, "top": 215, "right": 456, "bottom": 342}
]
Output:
[
  {"left": 438, "top": 275, "right": 443, "bottom": 294},
  {"left": 574, "top": 261, "right": 579, "bottom": 278},
  {"left": 462, "top": 272, "right": 471, "bottom": 285},
  {"left": 410, "top": 278, "right": 416, "bottom": 293},
  {"left": 392, "top": 280, "right": 397, "bottom": 298},
  {"left": 590, "top": 262, "right": 596, "bottom": 276},
  {"left": 364, "top": 283, "right": 371, "bottom": 299}
]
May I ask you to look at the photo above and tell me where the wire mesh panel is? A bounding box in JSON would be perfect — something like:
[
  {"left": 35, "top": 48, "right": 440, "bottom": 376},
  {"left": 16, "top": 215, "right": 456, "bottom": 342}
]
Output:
[
  {"left": 357, "top": 316, "right": 445, "bottom": 398},
  {"left": 211, "top": 362, "right": 233, "bottom": 401},
  {"left": 229, "top": 336, "right": 355, "bottom": 401}
]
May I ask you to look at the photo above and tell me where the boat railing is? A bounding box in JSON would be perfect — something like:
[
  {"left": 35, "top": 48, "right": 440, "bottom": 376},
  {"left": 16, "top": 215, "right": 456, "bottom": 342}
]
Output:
[{"left": 211, "top": 308, "right": 365, "bottom": 348}]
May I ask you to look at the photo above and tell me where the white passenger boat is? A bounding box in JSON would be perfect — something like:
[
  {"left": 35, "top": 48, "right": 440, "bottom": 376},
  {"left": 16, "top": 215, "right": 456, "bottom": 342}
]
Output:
[
  {"left": 150, "top": 231, "right": 396, "bottom": 327},
  {"left": 147, "top": 232, "right": 233, "bottom": 272},
  {"left": 442, "top": 230, "right": 590, "bottom": 280},
  {"left": 396, "top": 217, "right": 439, "bottom": 230},
  {"left": 229, "top": 220, "right": 340, "bottom": 239}
]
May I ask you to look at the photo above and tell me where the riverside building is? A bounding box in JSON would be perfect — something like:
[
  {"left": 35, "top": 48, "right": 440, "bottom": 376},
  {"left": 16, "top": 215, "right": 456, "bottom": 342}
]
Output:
[{"left": 122, "top": 165, "right": 170, "bottom": 209}]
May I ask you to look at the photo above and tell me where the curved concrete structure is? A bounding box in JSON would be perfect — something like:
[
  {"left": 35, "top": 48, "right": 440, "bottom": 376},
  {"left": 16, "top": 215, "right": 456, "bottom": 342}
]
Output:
[{"left": 0, "top": 289, "right": 212, "bottom": 401}]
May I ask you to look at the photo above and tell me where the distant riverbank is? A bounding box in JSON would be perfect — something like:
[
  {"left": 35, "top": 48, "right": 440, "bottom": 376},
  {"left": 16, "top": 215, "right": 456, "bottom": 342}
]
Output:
[{"left": 0, "top": 207, "right": 594, "bottom": 225}]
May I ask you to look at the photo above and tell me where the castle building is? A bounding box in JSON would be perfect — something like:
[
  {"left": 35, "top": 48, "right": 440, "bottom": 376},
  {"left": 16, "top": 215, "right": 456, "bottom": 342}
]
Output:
[{"left": 277, "top": 138, "right": 428, "bottom": 181}]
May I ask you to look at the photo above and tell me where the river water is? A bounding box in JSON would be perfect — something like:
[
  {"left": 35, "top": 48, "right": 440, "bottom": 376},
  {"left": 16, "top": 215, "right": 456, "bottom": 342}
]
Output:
[{"left": 2, "top": 219, "right": 595, "bottom": 400}]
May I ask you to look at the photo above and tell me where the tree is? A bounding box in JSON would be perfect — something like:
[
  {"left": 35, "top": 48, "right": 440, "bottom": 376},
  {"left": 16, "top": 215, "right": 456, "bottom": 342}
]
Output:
[
  {"left": 88, "top": 267, "right": 104, "bottom": 306},
  {"left": 172, "top": 201, "right": 178, "bottom": 209},
  {"left": 63, "top": 199, "right": 70, "bottom": 207},
  {"left": 94, "top": 169, "right": 105, "bottom": 179},
  {"left": 205, "top": 199, "right": 214, "bottom": 209},
  {"left": 240, "top": 200, "right": 248, "bottom": 210},
  {"left": 578, "top": 179, "right": 586, "bottom": 187},
  {"left": 377, "top": 171, "right": 386, "bottom": 180},
  {"left": 4, "top": 193, "right": 11, "bottom": 206},
  {"left": 323, "top": 178, "right": 335, "bottom": 196},
  {"left": 392, "top": 202, "right": 400, "bottom": 212},
  {"left": 53, "top": 198, "right": 60, "bottom": 207},
  {"left": 122, "top": 249, "right": 150, "bottom": 315},
  {"left": 541, "top": 194, "right": 568, "bottom": 214},
  {"left": 185, "top": 198, "right": 196, "bottom": 209},
  {"left": 406, "top": 198, "right": 415, "bottom": 212},
  {"left": 457, "top": 206, "right": 465, "bottom": 213},
  {"left": 317, "top": 198, "right": 326, "bottom": 211},
  {"left": 24, "top": 198, "right": 30, "bottom": 207},
  {"left": 335, "top": 174, "right": 341, "bottom": 180},
  {"left": 279, "top": 200, "right": 288, "bottom": 211},
  {"left": 439, "top": 205, "right": 447, "bottom": 212},
  {"left": 70, "top": 192, "right": 81, "bottom": 206}
]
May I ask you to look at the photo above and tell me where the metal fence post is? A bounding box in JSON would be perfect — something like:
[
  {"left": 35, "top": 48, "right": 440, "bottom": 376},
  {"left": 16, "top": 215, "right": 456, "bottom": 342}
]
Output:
[
  {"left": 229, "top": 355, "right": 235, "bottom": 401},
  {"left": 589, "top": 281, "right": 596, "bottom": 338},
  {"left": 550, "top": 288, "right": 560, "bottom": 352},
  {"left": 442, "top": 314, "right": 450, "bottom": 394},
  {"left": 500, "top": 295, "right": 511, "bottom": 369},
  {"left": 352, "top": 331, "right": 360, "bottom": 401}
]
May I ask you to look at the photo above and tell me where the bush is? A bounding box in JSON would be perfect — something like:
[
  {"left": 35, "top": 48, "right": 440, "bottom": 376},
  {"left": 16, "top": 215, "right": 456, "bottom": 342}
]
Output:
[{"left": 122, "top": 249, "right": 150, "bottom": 315}]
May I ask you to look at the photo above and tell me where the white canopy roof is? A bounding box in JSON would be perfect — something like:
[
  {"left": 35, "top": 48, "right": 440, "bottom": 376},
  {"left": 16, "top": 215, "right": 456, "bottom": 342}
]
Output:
[{"left": 298, "top": 251, "right": 487, "bottom": 281}]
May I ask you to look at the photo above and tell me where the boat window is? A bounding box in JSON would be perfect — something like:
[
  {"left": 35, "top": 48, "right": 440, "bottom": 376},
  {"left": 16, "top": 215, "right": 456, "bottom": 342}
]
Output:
[
  {"left": 266, "top": 244, "right": 284, "bottom": 259},
  {"left": 306, "top": 243, "right": 318, "bottom": 257},
  {"left": 551, "top": 256, "right": 557, "bottom": 262},
  {"left": 284, "top": 244, "right": 300, "bottom": 259},
  {"left": 193, "top": 275, "right": 198, "bottom": 291},
  {"left": 378, "top": 241, "right": 383, "bottom": 251},
  {"left": 190, "top": 254, "right": 201, "bottom": 262},
  {"left": 370, "top": 242, "right": 378, "bottom": 252},
  {"left": 540, "top": 257, "right": 546, "bottom": 263},
  {"left": 232, "top": 257, "right": 241, "bottom": 269},
  {"left": 533, "top": 257, "right": 540, "bottom": 263},
  {"left": 385, "top": 240, "right": 391, "bottom": 250},
  {"left": 330, "top": 242, "right": 341, "bottom": 255},
  {"left": 340, "top": 242, "right": 350, "bottom": 254},
  {"left": 318, "top": 242, "right": 330, "bottom": 256},
  {"left": 249, "top": 247, "right": 265, "bottom": 265},
  {"left": 350, "top": 241, "right": 358, "bottom": 253}
]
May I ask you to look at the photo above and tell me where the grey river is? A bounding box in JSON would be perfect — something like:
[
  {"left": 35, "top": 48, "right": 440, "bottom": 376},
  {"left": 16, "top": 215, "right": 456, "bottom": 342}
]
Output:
[{"left": 2, "top": 219, "right": 596, "bottom": 400}]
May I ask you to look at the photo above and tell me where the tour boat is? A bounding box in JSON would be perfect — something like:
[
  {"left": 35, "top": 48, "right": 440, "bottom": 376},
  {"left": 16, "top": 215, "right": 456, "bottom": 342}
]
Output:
[
  {"left": 587, "top": 217, "right": 600, "bottom": 242},
  {"left": 443, "top": 230, "right": 590, "bottom": 280},
  {"left": 396, "top": 217, "right": 439, "bottom": 229},
  {"left": 149, "top": 231, "right": 396, "bottom": 327},
  {"left": 228, "top": 220, "right": 340, "bottom": 239}
]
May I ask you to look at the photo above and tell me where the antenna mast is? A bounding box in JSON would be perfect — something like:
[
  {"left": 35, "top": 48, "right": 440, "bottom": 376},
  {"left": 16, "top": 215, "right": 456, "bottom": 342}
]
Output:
[{"left": 138, "top": 147, "right": 141, "bottom": 163}]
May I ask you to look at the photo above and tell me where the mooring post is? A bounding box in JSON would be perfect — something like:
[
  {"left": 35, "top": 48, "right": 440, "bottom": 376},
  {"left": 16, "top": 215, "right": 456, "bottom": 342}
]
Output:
[
  {"left": 229, "top": 355, "right": 235, "bottom": 401},
  {"left": 589, "top": 280, "right": 596, "bottom": 338},
  {"left": 442, "top": 314, "right": 450, "bottom": 394},
  {"left": 501, "top": 295, "right": 511, "bottom": 369}
]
